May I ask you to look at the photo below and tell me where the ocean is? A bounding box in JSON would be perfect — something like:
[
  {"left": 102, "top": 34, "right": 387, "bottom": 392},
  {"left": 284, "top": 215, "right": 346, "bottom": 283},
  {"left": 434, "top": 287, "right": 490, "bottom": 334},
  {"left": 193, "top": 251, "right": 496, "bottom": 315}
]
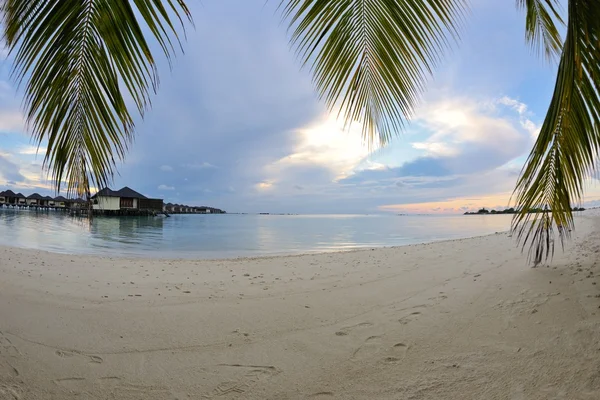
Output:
[{"left": 0, "top": 210, "right": 514, "bottom": 259}]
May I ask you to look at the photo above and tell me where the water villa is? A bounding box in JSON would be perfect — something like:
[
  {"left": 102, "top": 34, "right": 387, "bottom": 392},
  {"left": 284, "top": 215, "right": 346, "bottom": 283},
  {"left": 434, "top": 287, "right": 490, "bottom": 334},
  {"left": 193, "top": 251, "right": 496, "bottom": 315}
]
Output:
[
  {"left": 26, "top": 193, "right": 44, "bottom": 206},
  {"left": 91, "top": 186, "right": 164, "bottom": 216},
  {"left": 0, "top": 190, "right": 85, "bottom": 211},
  {"left": 163, "top": 202, "right": 224, "bottom": 214},
  {"left": 0, "top": 187, "right": 225, "bottom": 216}
]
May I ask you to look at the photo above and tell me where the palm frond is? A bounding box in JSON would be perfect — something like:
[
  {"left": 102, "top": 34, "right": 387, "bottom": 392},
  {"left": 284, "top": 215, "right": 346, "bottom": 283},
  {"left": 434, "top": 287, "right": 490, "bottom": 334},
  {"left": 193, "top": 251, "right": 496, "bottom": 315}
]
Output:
[
  {"left": 516, "top": 0, "right": 564, "bottom": 61},
  {"left": 1, "top": 0, "right": 191, "bottom": 197},
  {"left": 512, "top": 0, "right": 600, "bottom": 265},
  {"left": 280, "top": 0, "right": 467, "bottom": 146}
]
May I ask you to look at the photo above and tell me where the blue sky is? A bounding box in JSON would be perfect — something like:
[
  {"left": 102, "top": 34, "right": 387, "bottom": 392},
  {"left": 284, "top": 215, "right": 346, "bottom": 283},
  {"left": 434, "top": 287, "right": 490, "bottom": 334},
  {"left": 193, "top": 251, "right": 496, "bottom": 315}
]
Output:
[{"left": 0, "top": 0, "right": 593, "bottom": 213}]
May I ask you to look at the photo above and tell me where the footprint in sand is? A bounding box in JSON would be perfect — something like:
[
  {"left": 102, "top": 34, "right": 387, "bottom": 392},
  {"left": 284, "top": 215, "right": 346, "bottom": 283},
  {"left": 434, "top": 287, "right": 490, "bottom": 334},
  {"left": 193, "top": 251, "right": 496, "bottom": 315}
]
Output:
[
  {"left": 54, "top": 377, "right": 86, "bottom": 391},
  {"left": 334, "top": 322, "right": 373, "bottom": 336},
  {"left": 309, "top": 391, "right": 335, "bottom": 398},
  {"left": 0, "top": 360, "right": 19, "bottom": 378},
  {"left": 55, "top": 350, "right": 76, "bottom": 358},
  {"left": 427, "top": 293, "right": 448, "bottom": 302},
  {"left": 387, "top": 342, "right": 410, "bottom": 361},
  {"left": 0, "top": 383, "right": 23, "bottom": 400},
  {"left": 88, "top": 355, "right": 103, "bottom": 364},
  {"left": 203, "top": 364, "right": 281, "bottom": 399},
  {"left": 0, "top": 331, "right": 20, "bottom": 357},
  {"left": 398, "top": 311, "right": 421, "bottom": 325},
  {"left": 55, "top": 349, "right": 103, "bottom": 364},
  {"left": 351, "top": 335, "right": 383, "bottom": 360}
]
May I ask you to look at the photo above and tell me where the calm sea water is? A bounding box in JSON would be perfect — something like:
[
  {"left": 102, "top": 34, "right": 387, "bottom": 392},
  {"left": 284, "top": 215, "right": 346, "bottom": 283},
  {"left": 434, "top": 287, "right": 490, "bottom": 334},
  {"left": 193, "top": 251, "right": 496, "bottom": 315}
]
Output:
[{"left": 0, "top": 210, "right": 514, "bottom": 259}]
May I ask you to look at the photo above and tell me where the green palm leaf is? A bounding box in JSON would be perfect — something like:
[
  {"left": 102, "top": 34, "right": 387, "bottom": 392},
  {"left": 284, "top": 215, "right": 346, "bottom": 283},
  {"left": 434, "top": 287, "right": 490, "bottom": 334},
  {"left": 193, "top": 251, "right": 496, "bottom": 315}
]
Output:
[
  {"left": 517, "top": 0, "right": 564, "bottom": 61},
  {"left": 280, "top": 0, "right": 467, "bottom": 145},
  {"left": 1, "top": 0, "right": 191, "bottom": 198},
  {"left": 512, "top": 0, "right": 600, "bottom": 264}
]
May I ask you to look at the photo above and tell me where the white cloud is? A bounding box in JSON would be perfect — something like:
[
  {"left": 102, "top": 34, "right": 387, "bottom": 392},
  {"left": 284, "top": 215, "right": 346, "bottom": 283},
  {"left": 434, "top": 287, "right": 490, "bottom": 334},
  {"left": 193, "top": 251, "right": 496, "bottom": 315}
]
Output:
[
  {"left": 264, "top": 114, "right": 372, "bottom": 187},
  {"left": 160, "top": 165, "right": 173, "bottom": 172},
  {"left": 410, "top": 96, "right": 533, "bottom": 163},
  {"left": 498, "top": 96, "right": 528, "bottom": 115},
  {"left": 158, "top": 184, "right": 175, "bottom": 191},
  {"left": 256, "top": 181, "right": 274, "bottom": 190},
  {"left": 498, "top": 96, "right": 540, "bottom": 139},
  {"left": 411, "top": 142, "right": 460, "bottom": 157},
  {"left": 183, "top": 162, "right": 217, "bottom": 170},
  {"left": 18, "top": 146, "right": 45, "bottom": 156},
  {"left": 0, "top": 110, "right": 24, "bottom": 133}
]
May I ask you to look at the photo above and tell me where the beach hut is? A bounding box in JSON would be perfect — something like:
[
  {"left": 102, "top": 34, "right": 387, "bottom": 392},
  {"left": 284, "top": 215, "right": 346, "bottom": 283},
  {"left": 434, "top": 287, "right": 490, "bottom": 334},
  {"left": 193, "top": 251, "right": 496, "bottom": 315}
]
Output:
[
  {"left": 27, "top": 193, "right": 44, "bottom": 206},
  {"left": 0, "top": 190, "right": 6, "bottom": 205},
  {"left": 43, "top": 196, "right": 54, "bottom": 207},
  {"left": 1, "top": 190, "right": 17, "bottom": 206},
  {"left": 15, "top": 193, "right": 26, "bottom": 206},
  {"left": 92, "top": 187, "right": 120, "bottom": 210},
  {"left": 115, "top": 186, "right": 147, "bottom": 209},
  {"left": 70, "top": 198, "right": 86, "bottom": 209},
  {"left": 54, "top": 196, "right": 68, "bottom": 208},
  {"left": 92, "top": 186, "right": 162, "bottom": 213},
  {"left": 92, "top": 186, "right": 144, "bottom": 210}
]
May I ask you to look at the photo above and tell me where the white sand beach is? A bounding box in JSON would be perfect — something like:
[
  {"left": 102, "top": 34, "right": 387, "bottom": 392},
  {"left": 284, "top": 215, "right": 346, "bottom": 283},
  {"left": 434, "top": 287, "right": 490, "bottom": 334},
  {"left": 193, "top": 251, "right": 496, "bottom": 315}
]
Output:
[{"left": 2, "top": 215, "right": 600, "bottom": 399}]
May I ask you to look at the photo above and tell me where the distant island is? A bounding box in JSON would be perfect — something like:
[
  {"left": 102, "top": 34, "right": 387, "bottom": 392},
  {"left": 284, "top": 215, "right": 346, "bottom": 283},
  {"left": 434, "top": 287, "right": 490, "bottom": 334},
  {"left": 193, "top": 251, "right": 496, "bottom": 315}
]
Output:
[{"left": 464, "top": 207, "right": 586, "bottom": 215}]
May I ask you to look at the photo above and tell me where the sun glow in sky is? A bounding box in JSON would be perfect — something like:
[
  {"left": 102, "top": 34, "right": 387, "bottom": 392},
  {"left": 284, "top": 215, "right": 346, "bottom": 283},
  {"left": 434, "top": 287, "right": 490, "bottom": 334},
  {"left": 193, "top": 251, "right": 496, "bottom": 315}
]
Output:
[{"left": 1, "top": 0, "right": 598, "bottom": 214}]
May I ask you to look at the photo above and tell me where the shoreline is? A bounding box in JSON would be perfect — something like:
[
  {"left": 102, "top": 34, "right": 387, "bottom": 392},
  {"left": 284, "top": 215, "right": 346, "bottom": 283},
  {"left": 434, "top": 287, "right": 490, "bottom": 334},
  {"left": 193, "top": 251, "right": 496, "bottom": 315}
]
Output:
[
  {"left": 2, "top": 216, "right": 600, "bottom": 399},
  {"left": 0, "top": 229, "right": 511, "bottom": 262},
  {"left": 0, "top": 225, "right": 518, "bottom": 262}
]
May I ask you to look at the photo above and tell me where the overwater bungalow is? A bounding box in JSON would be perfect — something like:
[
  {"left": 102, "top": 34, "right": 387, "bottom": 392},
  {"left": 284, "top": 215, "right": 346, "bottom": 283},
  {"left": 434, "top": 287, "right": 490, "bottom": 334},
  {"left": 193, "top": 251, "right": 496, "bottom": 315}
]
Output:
[
  {"left": 70, "top": 198, "right": 86, "bottom": 209},
  {"left": 1, "top": 187, "right": 225, "bottom": 214},
  {"left": 92, "top": 186, "right": 163, "bottom": 214},
  {"left": 44, "top": 196, "right": 55, "bottom": 207},
  {"left": 15, "top": 193, "right": 27, "bottom": 206},
  {"left": 26, "top": 193, "right": 44, "bottom": 206},
  {"left": 54, "top": 196, "right": 69, "bottom": 208},
  {"left": 1, "top": 190, "right": 17, "bottom": 206}
]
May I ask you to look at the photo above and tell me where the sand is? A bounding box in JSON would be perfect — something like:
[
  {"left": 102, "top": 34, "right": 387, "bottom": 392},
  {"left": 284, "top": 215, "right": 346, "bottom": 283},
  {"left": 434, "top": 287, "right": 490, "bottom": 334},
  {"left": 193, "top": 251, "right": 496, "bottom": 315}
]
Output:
[{"left": 2, "top": 214, "right": 600, "bottom": 399}]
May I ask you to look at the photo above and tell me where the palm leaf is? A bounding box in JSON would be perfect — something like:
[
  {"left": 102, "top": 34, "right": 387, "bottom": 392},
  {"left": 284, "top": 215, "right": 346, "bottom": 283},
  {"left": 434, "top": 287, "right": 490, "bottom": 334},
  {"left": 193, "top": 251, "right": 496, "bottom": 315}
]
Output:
[
  {"left": 517, "top": 0, "right": 564, "bottom": 61},
  {"left": 512, "top": 0, "right": 600, "bottom": 265},
  {"left": 280, "top": 0, "right": 467, "bottom": 146},
  {"left": 1, "top": 0, "right": 191, "bottom": 198}
]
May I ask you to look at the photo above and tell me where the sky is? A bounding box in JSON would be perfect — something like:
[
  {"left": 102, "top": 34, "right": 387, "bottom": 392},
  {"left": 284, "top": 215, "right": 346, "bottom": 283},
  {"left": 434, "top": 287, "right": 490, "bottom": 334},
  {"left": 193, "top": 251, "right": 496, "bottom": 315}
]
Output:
[{"left": 0, "top": 0, "right": 597, "bottom": 214}]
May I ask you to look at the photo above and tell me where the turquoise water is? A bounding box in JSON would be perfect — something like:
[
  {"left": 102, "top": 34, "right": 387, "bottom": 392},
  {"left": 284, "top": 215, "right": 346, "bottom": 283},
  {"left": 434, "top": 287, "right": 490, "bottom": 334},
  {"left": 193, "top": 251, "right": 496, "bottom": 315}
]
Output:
[{"left": 0, "top": 210, "right": 514, "bottom": 259}]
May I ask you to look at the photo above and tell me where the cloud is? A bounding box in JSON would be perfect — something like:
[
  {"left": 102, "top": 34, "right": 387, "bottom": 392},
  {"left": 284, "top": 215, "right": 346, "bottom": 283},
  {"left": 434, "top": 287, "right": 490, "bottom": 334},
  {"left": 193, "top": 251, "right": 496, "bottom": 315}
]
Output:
[
  {"left": 342, "top": 97, "right": 531, "bottom": 186},
  {"left": 0, "top": 110, "right": 24, "bottom": 133},
  {"left": 158, "top": 184, "right": 175, "bottom": 191},
  {"left": 498, "top": 96, "right": 540, "bottom": 139},
  {"left": 0, "top": 154, "right": 26, "bottom": 183},
  {"left": 17, "top": 146, "right": 45, "bottom": 157},
  {"left": 183, "top": 162, "right": 217, "bottom": 170},
  {"left": 256, "top": 181, "right": 274, "bottom": 190},
  {"left": 411, "top": 142, "right": 459, "bottom": 157},
  {"left": 160, "top": 165, "right": 173, "bottom": 172}
]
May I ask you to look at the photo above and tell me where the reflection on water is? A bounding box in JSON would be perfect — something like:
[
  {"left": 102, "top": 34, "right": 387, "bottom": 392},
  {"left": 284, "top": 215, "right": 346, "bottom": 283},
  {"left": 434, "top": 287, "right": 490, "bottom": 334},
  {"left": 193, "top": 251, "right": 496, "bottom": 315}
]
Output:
[{"left": 0, "top": 210, "right": 514, "bottom": 259}]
